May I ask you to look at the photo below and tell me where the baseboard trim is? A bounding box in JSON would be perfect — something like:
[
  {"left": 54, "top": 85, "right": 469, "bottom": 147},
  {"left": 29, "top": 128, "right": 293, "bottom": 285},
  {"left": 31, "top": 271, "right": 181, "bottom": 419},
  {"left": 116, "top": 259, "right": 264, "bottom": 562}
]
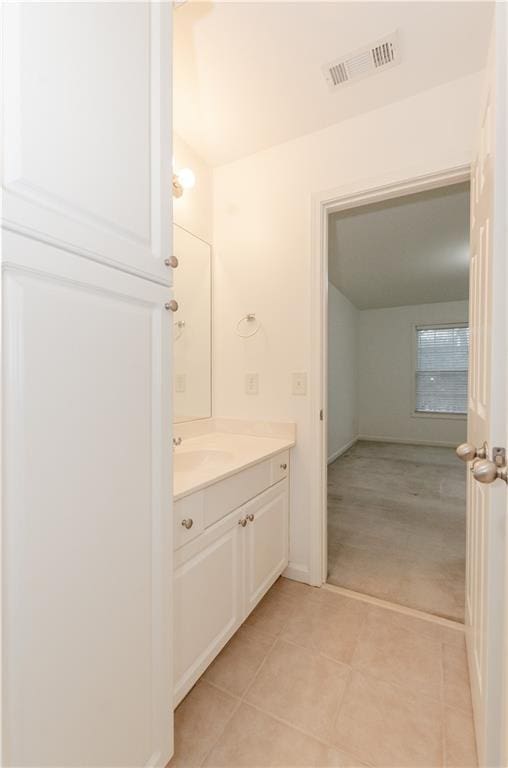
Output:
[
  {"left": 357, "top": 434, "right": 458, "bottom": 448},
  {"left": 283, "top": 562, "right": 311, "bottom": 584},
  {"left": 327, "top": 436, "right": 359, "bottom": 464},
  {"left": 323, "top": 583, "right": 465, "bottom": 630}
]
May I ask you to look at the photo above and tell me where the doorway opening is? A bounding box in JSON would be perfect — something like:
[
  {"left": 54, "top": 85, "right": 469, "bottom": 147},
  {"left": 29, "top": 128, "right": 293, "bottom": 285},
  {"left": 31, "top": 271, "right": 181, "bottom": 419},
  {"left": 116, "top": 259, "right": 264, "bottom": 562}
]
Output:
[{"left": 312, "top": 168, "right": 472, "bottom": 622}]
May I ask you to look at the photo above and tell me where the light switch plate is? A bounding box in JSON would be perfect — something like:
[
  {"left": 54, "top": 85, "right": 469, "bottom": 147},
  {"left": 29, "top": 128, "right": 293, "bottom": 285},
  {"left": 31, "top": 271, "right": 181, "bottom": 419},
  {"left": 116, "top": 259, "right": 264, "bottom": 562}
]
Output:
[
  {"left": 292, "top": 372, "right": 307, "bottom": 395},
  {"left": 245, "top": 373, "right": 259, "bottom": 395},
  {"left": 175, "top": 373, "right": 186, "bottom": 393}
]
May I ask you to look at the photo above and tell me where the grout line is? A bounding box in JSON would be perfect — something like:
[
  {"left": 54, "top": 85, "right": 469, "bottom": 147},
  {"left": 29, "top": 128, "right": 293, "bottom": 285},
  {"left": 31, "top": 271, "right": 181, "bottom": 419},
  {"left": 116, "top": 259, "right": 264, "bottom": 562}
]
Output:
[
  {"left": 197, "top": 683, "right": 242, "bottom": 768},
  {"left": 439, "top": 642, "right": 447, "bottom": 767},
  {"left": 238, "top": 697, "right": 374, "bottom": 768},
  {"left": 240, "top": 633, "right": 279, "bottom": 702}
]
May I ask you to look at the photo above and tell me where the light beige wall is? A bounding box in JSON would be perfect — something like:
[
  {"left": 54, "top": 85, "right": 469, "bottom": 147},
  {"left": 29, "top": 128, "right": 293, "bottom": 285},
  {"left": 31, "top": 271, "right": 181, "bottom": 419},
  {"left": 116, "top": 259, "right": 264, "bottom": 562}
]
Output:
[
  {"left": 327, "top": 284, "right": 359, "bottom": 462},
  {"left": 173, "top": 133, "right": 213, "bottom": 244},
  {"left": 213, "top": 73, "right": 481, "bottom": 582},
  {"left": 358, "top": 301, "right": 469, "bottom": 445}
]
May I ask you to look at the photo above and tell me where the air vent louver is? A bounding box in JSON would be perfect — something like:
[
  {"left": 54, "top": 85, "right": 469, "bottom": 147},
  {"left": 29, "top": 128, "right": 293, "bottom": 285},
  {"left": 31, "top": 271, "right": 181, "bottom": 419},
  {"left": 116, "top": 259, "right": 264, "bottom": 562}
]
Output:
[{"left": 323, "top": 32, "right": 400, "bottom": 90}]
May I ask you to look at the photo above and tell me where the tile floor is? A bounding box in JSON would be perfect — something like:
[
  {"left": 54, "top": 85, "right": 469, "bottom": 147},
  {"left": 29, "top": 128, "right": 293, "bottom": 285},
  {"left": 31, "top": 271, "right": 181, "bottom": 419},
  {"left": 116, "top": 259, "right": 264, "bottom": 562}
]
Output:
[
  {"left": 169, "top": 577, "right": 477, "bottom": 768},
  {"left": 327, "top": 441, "right": 467, "bottom": 621}
]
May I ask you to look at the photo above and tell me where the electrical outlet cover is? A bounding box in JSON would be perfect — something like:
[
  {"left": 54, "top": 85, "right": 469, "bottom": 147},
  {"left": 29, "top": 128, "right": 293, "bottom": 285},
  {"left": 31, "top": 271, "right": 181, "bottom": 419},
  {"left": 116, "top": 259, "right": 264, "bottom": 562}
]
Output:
[
  {"left": 245, "top": 373, "right": 259, "bottom": 395},
  {"left": 292, "top": 372, "right": 307, "bottom": 395}
]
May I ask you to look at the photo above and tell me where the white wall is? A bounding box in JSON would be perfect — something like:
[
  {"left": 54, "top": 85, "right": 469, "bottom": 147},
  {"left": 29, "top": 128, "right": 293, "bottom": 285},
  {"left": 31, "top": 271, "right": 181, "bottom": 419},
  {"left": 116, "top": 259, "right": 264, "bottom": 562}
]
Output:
[
  {"left": 358, "top": 301, "right": 469, "bottom": 446},
  {"left": 327, "top": 284, "right": 358, "bottom": 462},
  {"left": 173, "top": 133, "right": 213, "bottom": 244},
  {"left": 213, "top": 72, "right": 482, "bottom": 583}
]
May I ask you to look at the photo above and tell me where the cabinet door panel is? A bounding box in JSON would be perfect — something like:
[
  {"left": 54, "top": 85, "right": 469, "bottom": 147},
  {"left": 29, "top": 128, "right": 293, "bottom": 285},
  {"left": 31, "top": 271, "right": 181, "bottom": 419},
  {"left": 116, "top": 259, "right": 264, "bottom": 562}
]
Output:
[
  {"left": 2, "top": 233, "right": 172, "bottom": 767},
  {"left": 1, "top": 2, "right": 171, "bottom": 283},
  {"left": 244, "top": 482, "right": 289, "bottom": 615},
  {"left": 174, "top": 517, "right": 243, "bottom": 705}
]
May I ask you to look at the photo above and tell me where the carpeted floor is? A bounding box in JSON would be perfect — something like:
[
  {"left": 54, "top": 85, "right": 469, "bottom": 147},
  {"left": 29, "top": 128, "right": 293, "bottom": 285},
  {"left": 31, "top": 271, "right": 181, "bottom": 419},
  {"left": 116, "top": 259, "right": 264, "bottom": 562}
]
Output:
[{"left": 327, "top": 440, "right": 466, "bottom": 621}]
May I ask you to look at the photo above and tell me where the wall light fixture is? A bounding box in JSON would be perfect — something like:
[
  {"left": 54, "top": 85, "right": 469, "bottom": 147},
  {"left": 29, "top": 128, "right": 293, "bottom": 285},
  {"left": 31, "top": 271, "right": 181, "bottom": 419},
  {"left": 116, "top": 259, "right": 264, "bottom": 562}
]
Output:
[{"left": 172, "top": 167, "right": 196, "bottom": 198}]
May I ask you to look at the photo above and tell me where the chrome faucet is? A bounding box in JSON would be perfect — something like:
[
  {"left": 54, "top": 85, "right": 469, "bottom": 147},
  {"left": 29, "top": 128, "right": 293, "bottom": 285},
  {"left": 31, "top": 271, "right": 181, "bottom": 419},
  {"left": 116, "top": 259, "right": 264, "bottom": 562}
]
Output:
[{"left": 173, "top": 437, "right": 182, "bottom": 448}]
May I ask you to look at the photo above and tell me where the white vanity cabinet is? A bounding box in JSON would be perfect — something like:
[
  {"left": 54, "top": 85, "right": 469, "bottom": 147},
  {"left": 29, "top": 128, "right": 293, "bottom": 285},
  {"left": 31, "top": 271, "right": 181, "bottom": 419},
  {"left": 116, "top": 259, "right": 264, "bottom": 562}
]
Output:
[
  {"left": 173, "top": 507, "right": 244, "bottom": 704},
  {"left": 173, "top": 452, "right": 290, "bottom": 705},
  {"left": 243, "top": 482, "right": 289, "bottom": 616}
]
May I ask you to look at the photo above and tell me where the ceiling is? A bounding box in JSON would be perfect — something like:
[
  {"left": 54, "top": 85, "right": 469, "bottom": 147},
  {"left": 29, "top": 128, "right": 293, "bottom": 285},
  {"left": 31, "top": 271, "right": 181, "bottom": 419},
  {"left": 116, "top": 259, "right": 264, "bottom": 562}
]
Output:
[
  {"left": 173, "top": 2, "right": 493, "bottom": 167},
  {"left": 328, "top": 182, "right": 470, "bottom": 310}
]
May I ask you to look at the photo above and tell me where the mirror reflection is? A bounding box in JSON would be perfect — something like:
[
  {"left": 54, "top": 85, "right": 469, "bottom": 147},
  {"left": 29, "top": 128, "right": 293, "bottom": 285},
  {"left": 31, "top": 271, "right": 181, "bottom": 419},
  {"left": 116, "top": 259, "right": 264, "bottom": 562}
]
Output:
[{"left": 173, "top": 224, "right": 212, "bottom": 422}]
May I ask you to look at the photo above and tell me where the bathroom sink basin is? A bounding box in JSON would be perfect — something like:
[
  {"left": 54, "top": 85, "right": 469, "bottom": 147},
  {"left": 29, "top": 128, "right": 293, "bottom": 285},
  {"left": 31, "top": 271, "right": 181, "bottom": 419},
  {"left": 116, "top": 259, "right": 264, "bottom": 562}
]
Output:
[{"left": 174, "top": 449, "right": 234, "bottom": 474}]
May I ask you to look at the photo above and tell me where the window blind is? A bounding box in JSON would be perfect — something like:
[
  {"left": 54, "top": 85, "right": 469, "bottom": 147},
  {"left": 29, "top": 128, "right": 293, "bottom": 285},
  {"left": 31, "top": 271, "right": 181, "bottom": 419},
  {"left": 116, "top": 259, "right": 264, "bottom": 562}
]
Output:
[{"left": 415, "top": 325, "right": 469, "bottom": 414}]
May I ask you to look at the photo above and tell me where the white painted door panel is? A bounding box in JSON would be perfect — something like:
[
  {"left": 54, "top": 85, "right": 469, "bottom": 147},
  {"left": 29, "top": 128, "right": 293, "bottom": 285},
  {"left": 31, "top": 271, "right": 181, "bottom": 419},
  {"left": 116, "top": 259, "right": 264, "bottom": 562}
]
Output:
[
  {"left": 173, "top": 512, "right": 243, "bottom": 705},
  {"left": 2, "top": 233, "right": 172, "bottom": 767},
  {"left": 466, "top": 7, "right": 507, "bottom": 766},
  {"left": 1, "top": 2, "right": 171, "bottom": 284},
  {"left": 244, "top": 482, "right": 289, "bottom": 615}
]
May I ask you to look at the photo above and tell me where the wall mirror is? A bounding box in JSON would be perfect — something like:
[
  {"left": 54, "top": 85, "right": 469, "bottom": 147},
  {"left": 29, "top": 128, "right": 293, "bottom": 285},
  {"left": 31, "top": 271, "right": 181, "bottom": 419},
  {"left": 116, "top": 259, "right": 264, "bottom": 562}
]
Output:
[{"left": 173, "top": 224, "right": 212, "bottom": 422}]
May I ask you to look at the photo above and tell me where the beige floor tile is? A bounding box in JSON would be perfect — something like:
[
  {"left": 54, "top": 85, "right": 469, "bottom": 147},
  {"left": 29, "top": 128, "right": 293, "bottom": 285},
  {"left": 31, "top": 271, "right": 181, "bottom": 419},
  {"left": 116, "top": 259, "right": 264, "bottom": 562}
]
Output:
[
  {"left": 270, "top": 576, "right": 322, "bottom": 602},
  {"left": 245, "top": 639, "right": 350, "bottom": 743},
  {"left": 244, "top": 588, "right": 296, "bottom": 638},
  {"left": 204, "top": 702, "right": 364, "bottom": 768},
  {"left": 169, "top": 680, "right": 238, "bottom": 768},
  {"left": 280, "top": 592, "right": 367, "bottom": 664},
  {"left": 442, "top": 643, "right": 472, "bottom": 712},
  {"left": 203, "top": 625, "right": 274, "bottom": 698},
  {"left": 443, "top": 706, "right": 478, "bottom": 767},
  {"left": 351, "top": 607, "right": 443, "bottom": 699},
  {"left": 367, "top": 604, "right": 465, "bottom": 648},
  {"left": 331, "top": 670, "right": 443, "bottom": 767}
]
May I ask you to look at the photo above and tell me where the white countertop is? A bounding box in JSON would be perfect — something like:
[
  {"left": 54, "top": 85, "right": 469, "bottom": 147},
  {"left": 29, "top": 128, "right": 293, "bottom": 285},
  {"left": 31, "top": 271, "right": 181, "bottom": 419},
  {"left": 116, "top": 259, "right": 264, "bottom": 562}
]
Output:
[{"left": 173, "top": 431, "right": 295, "bottom": 500}]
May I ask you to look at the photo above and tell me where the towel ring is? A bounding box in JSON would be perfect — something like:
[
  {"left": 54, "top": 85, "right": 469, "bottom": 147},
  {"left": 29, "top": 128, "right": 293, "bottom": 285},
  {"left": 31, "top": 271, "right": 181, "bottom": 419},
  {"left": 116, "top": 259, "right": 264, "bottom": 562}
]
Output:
[{"left": 236, "top": 313, "right": 260, "bottom": 338}]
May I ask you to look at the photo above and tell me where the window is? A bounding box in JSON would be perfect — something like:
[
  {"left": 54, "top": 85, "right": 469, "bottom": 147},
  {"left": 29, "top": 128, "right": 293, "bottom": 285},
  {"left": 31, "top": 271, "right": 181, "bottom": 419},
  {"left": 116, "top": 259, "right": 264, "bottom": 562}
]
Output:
[{"left": 415, "top": 324, "right": 469, "bottom": 415}]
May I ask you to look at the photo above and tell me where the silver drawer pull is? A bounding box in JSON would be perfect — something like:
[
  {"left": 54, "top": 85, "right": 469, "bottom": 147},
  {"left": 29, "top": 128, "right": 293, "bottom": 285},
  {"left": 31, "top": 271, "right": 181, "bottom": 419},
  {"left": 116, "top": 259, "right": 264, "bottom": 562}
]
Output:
[
  {"left": 181, "top": 518, "right": 193, "bottom": 530},
  {"left": 247, "top": 513, "right": 255, "bottom": 522},
  {"left": 280, "top": 463, "right": 287, "bottom": 470},
  {"left": 238, "top": 518, "right": 247, "bottom": 528}
]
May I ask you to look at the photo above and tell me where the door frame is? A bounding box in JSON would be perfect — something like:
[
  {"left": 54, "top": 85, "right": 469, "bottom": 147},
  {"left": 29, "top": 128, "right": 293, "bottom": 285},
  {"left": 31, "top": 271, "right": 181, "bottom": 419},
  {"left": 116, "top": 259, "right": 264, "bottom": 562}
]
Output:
[{"left": 309, "top": 162, "right": 471, "bottom": 586}]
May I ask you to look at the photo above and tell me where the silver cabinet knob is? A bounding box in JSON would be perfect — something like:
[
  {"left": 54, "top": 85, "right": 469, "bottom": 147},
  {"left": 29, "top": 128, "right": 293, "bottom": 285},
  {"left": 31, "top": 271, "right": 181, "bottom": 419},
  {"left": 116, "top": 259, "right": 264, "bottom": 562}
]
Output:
[
  {"left": 280, "top": 463, "right": 287, "bottom": 470},
  {"left": 246, "top": 513, "right": 255, "bottom": 522},
  {"left": 181, "top": 518, "right": 193, "bottom": 529},
  {"left": 238, "top": 518, "right": 247, "bottom": 528},
  {"left": 165, "top": 256, "right": 179, "bottom": 268},
  {"left": 165, "top": 299, "right": 179, "bottom": 312},
  {"left": 472, "top": 459, "right": 508, "bottom": 485},
  {"left": 456, "top": 442, "right": 487, "bottom": 462}
]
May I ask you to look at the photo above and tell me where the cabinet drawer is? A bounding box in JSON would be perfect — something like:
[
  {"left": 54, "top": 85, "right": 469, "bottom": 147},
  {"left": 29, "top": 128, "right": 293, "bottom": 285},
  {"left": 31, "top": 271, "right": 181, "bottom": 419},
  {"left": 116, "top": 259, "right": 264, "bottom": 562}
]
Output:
[
  {"left": 202, "top": 450, "right": 290, "bottom": 529},
  {"left": 174, "top": 492, "right": 204, "bottom": 549},
  {"left": 271, "top": 451, "right": 289, "bottom": 484},
  {"left": 203, "top": 459, "right": 272, "bottom": 528}
]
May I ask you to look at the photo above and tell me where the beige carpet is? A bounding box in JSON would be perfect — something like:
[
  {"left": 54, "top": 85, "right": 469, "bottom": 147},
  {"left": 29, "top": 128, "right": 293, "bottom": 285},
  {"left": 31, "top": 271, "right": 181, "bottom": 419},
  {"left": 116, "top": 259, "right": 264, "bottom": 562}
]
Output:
[{"left": 327, "top": 440, "right": 466, "bottom": 621}]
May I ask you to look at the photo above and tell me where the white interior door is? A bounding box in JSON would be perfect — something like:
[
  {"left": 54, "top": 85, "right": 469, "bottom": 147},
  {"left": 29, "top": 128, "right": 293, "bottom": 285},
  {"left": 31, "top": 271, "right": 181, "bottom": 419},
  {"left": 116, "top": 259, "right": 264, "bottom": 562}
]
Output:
[{"left": 465, "top": 7, "right": 507, "bottom": 766}]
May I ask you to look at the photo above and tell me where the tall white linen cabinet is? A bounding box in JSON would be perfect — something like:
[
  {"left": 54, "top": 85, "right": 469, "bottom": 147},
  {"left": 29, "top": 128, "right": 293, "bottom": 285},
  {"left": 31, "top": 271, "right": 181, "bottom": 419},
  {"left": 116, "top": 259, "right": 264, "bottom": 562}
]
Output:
[{"left": 1, "top": 4, "right": 174, "bottom": 766}]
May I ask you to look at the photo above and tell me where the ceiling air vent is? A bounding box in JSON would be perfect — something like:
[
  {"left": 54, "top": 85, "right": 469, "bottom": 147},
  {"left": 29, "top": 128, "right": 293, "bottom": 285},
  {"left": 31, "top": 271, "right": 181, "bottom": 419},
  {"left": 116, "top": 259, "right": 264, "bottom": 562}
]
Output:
[{"left": 323, "top": 32, "right": 400, "bottom": 90}]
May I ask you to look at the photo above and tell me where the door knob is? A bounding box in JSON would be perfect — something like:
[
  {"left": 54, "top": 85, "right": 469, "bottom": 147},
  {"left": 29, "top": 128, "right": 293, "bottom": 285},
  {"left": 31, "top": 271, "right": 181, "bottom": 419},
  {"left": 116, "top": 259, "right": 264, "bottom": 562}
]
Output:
[
  {"left": 165, "top": 300, "right": 179, "bottom": 312},
  {"left": 472, "top": 459, "right": 508, "bottom": 485},
  {"left": 456, "top": 442, "right": 487, "bottom": 462},
  {"left": 181, "top": 518, "right": 193, "bottom": 529},
  {"left": 238, "top": 518, "right": 247, "bottom": 527},
  {"left": 165, "top": 256, "right": 179, "bottom": 268}
]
